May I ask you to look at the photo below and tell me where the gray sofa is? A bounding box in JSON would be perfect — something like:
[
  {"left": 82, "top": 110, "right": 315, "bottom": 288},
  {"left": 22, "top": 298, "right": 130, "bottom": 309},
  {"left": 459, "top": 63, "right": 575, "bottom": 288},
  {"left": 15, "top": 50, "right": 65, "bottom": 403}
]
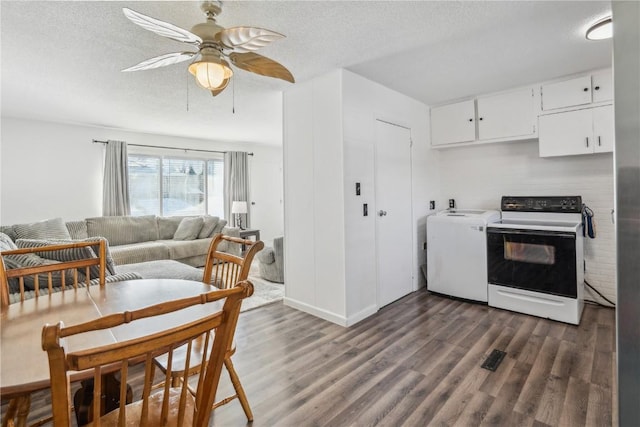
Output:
[{"left": 1, "top": 215, "right": 240, "bottom": 268}]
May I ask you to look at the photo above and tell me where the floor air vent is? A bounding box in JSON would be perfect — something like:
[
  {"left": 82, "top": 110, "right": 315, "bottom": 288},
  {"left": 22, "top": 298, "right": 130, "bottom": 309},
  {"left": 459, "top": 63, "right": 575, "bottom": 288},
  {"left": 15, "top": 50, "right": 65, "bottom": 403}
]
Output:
[{"left": 481, "top": 349, "right": 506, "bottom": 371}]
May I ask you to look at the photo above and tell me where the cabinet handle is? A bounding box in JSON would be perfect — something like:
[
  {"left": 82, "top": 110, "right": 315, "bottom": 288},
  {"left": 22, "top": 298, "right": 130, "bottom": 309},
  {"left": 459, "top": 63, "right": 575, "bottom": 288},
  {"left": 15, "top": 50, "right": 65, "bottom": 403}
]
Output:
[
  {"left": 468, "top": 118, "right": 473, "bottom": 122},
  {"left": 583, "top": 87, "right": 589, "bottom": 92},
  {"left": 598, "top": 136, "right": 602, "bottom": 146},
  {"left": 479, "top": 117, "right": 484, "bottom": 121},
  {"left": 586, "top": 137, "right": 589, "bottom": 147},
  {"left": 594, "top": 86, "right": 600, "bottom": 91}
]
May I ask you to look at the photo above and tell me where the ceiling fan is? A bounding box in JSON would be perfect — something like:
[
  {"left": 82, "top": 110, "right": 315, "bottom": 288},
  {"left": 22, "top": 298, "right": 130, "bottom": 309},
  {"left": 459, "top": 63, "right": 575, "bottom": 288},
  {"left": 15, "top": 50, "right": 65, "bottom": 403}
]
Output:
[{"left": 122, "top": 1, "right": 294, "bottom": 96}]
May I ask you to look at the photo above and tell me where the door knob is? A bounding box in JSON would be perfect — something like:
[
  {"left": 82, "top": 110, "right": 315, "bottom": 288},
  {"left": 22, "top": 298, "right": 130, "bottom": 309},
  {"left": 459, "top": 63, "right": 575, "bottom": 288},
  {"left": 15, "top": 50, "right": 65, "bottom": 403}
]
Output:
[{"left": 378, "top": 210, "right": 387, "bottom": 217}]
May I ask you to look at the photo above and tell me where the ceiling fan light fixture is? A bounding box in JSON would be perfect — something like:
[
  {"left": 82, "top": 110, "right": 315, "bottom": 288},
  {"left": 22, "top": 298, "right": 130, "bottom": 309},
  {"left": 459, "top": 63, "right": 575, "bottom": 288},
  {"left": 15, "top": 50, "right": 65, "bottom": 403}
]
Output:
[
  {"left": 586, "top": 16, "right": 612, "bottom": 40},
  {"left": 188, "top": 54, "right": 233, "bottom": 90}
]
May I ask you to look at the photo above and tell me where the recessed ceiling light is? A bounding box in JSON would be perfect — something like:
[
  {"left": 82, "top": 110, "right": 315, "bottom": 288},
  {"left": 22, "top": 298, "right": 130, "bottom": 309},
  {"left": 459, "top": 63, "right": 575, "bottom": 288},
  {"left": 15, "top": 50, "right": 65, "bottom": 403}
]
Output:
[{"left": 586, "top": 16, "right": 612, "bottom": 40}]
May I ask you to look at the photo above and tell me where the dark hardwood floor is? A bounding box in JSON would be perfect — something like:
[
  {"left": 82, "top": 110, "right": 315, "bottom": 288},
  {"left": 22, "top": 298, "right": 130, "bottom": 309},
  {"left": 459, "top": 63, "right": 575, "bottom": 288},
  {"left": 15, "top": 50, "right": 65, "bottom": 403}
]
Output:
[{"left": 2, "top": 289, "right": 617, "bottom": 426}]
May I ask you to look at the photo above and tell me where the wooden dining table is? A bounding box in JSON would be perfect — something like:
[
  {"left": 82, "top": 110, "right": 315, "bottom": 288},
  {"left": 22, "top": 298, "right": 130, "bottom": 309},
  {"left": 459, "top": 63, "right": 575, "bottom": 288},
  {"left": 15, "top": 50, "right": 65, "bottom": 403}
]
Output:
[{"left": 0, "top": 279, "right": 219, "bottom": 427}]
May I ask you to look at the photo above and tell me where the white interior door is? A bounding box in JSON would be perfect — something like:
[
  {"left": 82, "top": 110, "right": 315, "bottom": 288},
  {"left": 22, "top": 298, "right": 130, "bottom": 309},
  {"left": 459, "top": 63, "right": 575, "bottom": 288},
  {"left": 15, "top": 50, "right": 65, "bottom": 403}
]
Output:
[{"left": 375, "top": 121, "right": 414, "bottom": 307}]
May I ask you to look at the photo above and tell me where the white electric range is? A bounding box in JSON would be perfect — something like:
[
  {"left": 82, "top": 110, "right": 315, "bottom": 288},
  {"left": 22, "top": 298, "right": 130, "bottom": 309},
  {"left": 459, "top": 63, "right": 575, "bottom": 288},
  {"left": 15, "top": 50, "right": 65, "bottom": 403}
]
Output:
[{"left": 486, "top": 196, "right": 584, "bottom": 324}]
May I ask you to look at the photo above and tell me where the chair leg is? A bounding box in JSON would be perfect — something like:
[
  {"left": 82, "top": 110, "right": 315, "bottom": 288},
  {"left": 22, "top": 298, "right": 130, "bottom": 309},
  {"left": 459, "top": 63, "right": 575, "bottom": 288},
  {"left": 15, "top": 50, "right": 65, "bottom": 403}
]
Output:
[
  {"left": 224, "top": 356, "right": 253, "bottom": 422},
  {"left": 2, "top": 394, "right": 30, "bottom": 427}
]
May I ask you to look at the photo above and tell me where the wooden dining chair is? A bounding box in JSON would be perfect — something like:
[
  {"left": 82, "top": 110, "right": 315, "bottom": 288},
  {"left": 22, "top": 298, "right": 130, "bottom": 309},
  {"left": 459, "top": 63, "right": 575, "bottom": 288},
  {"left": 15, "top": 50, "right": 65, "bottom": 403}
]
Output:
[
  {"left": 0, "top": 240, "right": 107, "bottom": 310},
  {"left": 42, "top": 281, "right": 254, "bottom": 426},
  {"left": 154, "top": 233, "right": 264, "bottom": 422},
  {"left": 0, "top": 240, "right": 108, "bottom": 427}
]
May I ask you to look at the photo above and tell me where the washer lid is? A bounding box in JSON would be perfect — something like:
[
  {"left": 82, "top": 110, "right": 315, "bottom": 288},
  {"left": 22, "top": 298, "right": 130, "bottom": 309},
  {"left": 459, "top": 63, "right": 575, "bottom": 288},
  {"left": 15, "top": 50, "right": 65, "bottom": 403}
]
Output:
[{"left": 436, "top": 209, "right": 501, "bottom": 220}]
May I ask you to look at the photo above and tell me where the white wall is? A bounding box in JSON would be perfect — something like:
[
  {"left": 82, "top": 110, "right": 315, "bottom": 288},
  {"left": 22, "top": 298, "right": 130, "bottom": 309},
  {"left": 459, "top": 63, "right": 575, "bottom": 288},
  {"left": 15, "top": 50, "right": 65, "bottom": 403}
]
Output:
[
  {"left": 283, "top": 69, "right": 440, "bottom": 326},
  {"left": 0, "top": 117, "right": 284, "bottom": 242},
  {"left": 438, "top": 140, "right": 616, "bottom": 302},
  {"left": 283, "top": 70, "right": 347, "bottom": 323},
  {"left": 342, "top": 70, "right": 439, "bottom": 320}
]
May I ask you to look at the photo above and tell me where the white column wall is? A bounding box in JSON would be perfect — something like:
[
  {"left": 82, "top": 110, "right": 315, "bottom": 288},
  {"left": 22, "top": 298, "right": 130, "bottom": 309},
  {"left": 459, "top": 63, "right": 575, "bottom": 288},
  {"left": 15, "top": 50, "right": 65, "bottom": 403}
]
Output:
[
  {"left": 0, "top": 117, "right": 283, "bottom": 242},
  {"left": 283, "top": 70, "right": 347, "bottom": 323},
  {"left": 342, "top": 70, "right": 438, "bottom": 323},
  {"left": 283, "top": 69, "right": 439, "bottom": 326}
]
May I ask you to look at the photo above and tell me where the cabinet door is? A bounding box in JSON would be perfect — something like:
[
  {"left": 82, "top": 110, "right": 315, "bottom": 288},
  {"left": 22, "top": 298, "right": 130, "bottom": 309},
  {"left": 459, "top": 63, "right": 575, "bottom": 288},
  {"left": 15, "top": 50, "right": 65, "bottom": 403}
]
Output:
[
  {"left": 539, "top": 109, "right": 593, "bottom": 157},
  {"left": 591, "top": 69, "right": 613, "bottom": 103},
  {"left": 593, "top": 105, "right": 614, "bottom": 153},
  {"left": 541, "top": 75, "right": 592, "bottom": 111},
  {"left": 477, "top": 87, "right": 535, "bottom": 140},
  {"left": 430, "top": 99, "right": 476, "bottom": 146}
]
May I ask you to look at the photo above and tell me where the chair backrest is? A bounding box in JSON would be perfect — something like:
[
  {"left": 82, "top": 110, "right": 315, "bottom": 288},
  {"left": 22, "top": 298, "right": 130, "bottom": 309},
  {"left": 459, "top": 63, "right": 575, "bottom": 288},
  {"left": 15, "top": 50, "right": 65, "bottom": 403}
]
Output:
[
  {"left": 42, "top": 281, "right": 254, "bottom": 427},
  {"left": 0, "top": 240, "right": 107, "bottom": 310},
  {"left": 202, "top": 234, "right": 264, "bottom": 289}
]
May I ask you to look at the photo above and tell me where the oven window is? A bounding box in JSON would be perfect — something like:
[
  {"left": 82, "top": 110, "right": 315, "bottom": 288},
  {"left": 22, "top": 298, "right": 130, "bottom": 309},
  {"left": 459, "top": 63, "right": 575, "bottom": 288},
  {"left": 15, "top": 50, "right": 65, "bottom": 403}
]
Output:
[
  {"left": 487, "top": 229, "right": 577, "bottom": 298},
  {"left": 504, "top": 241, "right": 555, "bottom": 265}
]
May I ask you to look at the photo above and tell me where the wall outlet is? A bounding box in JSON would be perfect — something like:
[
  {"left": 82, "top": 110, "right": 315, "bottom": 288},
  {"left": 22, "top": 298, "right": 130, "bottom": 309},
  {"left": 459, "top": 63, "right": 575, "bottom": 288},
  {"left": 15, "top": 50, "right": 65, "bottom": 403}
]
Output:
[{"left": 429, "top": 200, "right": 435, "bottom": 210}]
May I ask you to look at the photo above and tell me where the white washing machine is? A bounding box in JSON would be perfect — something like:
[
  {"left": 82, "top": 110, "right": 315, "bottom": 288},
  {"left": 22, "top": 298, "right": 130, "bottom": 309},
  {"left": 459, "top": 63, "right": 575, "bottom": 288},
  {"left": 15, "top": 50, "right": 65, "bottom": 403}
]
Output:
[{"left": 426, "top": 209, "right": 501, "bottom": 302}]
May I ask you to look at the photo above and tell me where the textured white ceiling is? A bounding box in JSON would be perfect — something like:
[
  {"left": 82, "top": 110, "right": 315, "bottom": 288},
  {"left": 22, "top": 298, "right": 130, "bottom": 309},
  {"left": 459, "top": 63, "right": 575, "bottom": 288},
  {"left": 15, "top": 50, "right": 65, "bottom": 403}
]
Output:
[{"left": 1, "top": 1, "right": 612, "bottom": 145}]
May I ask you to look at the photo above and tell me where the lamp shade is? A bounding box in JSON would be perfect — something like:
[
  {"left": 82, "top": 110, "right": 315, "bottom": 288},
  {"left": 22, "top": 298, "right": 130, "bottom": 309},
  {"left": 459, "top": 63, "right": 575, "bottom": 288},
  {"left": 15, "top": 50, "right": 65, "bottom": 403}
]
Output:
[
  {"left": 188, "top": 50, "right": 233, "bottom": 90},
  {"left": 231, "top": 201, "right": 248, "bottom": 214}
]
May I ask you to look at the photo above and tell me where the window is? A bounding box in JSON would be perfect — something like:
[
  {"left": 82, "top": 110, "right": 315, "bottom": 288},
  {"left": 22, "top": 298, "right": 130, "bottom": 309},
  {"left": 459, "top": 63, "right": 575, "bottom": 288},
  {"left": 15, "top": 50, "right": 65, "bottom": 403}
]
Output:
[{"left": 128, "top": 154, "right": 224, "bottom": 217}]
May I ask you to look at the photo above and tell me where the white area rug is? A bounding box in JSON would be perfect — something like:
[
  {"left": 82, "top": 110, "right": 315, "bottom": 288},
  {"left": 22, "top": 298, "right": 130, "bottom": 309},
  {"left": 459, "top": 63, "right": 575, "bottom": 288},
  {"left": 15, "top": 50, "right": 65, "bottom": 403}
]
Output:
[{"left": 242, "top": 263, "right": 284, "bottom": 312}]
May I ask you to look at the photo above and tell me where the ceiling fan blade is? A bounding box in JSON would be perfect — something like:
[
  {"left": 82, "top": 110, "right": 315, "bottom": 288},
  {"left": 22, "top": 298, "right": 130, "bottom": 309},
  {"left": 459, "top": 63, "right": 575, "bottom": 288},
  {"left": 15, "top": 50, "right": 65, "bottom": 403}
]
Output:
[
  {"left": 217, "top": 27, "right": 284, "bottom": 53},
  {"left": 210, "top": 77, "right": 231, "bottom": 97},
  {"left": 122, "top": 52, "right": 196, "bottom": 72},
  {"left": 123, "top": 8, "right": 202, "bottom": 46},
  {"left": 229, "top": 52, "right": 295, "bottom": 83}
]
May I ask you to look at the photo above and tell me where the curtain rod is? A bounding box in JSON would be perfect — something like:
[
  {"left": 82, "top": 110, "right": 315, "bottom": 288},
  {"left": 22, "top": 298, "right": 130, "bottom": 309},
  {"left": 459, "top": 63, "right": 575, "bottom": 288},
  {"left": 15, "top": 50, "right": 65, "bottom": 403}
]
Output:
[{"left": 92, "top": 139, "right": 253, "bottom": 156}]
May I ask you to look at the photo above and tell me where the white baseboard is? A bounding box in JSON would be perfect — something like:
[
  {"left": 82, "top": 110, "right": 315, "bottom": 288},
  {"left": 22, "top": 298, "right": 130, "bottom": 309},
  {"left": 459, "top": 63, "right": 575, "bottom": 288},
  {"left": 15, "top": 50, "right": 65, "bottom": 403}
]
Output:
[
  {"left": 284, "top": 297, "right": 348, "bottom": 326},
  {"left": 345, "top": 305, "right": 378, "bottom": 326},
  {"left": 283, "top": 298, "right": 378, "bottom": 327}
]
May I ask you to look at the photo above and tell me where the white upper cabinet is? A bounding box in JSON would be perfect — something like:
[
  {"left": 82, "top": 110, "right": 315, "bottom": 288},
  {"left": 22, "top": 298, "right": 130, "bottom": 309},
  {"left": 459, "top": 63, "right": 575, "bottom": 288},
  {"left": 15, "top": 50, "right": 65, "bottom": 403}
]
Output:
[
  {"left": 541, "top": 69, "right": 613, "bottom": 111},
  {"left": 430, "top": 86, "right": 537, "bottom": 147},
  {"left": 591, "top": 69, "right": 614, "bottom": 103},
  {"left": 477, "top": 88, "right": 536, "bottom": 140},
  {"left": 539, "top": 105, "right": 614, "bottom": 157},
  {"left": 430, "top": 99, "right": 476, "bottom": 146}
]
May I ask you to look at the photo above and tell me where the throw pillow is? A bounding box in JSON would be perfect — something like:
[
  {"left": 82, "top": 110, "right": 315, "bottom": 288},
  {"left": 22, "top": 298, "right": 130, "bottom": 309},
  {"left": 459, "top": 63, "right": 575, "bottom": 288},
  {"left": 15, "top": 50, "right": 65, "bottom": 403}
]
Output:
[
  {"left": 15, "top": 237, "right": 116, "bottom": 276},
  {"left": 198, "top": 216, "right": 219, "bottom": 239},
  {"left": 13, "top": 218, "right": 72, "bottom": 241},
  {"left": 2, "top": 252, "right": 82, "bottom": 293},
  {"left": 0, "top": 232, "right": 17, "bottom": 251},
  {"left": 211, "top": 219, "right": 228, "bottom": 235},
  {"left": 173, "top": 217, "right": 204, "bottom": 241}
]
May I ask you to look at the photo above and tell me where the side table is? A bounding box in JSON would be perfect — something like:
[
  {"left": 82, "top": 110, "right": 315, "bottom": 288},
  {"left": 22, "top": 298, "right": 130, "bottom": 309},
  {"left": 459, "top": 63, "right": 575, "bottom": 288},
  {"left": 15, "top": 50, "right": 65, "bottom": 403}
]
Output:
[{"left": 239, "top": 228, "right": 260, "bottom": 251}]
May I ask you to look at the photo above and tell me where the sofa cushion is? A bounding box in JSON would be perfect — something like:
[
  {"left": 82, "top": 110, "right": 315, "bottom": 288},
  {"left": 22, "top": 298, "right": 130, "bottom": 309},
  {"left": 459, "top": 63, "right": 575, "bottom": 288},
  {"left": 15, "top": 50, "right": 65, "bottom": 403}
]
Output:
[
  {"left": 13, "top": 218, "right": 71, "bottom": 241},
  {"left": 115, "top": 260, "right": 204, "bottom": 282},
  {"left": 15, "top": 237, "right": 116, "bottom": 276},
  {"left": 160, "top": 238, "right": 212, "bottom": 261},
  {"left": 66, "top": 220, "right": 89, "bottom": 240},
  {"left": 86, "top": 215, "right": 159, "bottom": 246},
  {"left": 198, "top": 216, "right": 220, "bottom": 239},
  {"left": 173, "top": 217, "right": 204, "bottom": 240},
  {"left": 157, "top": 216, "right": 187, "bottom": 240},
  {"left": 110, "top": 241, "right": 170, "bottom": 265}
]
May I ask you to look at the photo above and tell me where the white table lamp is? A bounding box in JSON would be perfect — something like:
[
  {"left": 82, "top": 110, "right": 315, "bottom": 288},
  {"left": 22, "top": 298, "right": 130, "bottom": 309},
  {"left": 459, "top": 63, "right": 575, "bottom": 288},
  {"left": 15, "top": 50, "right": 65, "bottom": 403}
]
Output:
[{"left": 231, "top": 201, "right": 248, "bottom": 230}]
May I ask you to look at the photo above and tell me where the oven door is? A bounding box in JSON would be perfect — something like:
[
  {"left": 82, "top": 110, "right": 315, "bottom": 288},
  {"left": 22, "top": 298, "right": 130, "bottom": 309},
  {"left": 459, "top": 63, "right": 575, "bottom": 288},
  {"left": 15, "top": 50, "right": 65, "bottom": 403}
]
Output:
[{"left": 487, "top": 227, "right": 577, "bottom": 298}]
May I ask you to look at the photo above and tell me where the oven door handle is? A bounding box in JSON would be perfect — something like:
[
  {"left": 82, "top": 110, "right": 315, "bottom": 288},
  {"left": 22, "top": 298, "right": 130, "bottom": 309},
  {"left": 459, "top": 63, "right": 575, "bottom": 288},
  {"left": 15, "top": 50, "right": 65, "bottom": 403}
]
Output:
[{"left": 487, "top": 228, "right": 576, "bottom": 239}]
